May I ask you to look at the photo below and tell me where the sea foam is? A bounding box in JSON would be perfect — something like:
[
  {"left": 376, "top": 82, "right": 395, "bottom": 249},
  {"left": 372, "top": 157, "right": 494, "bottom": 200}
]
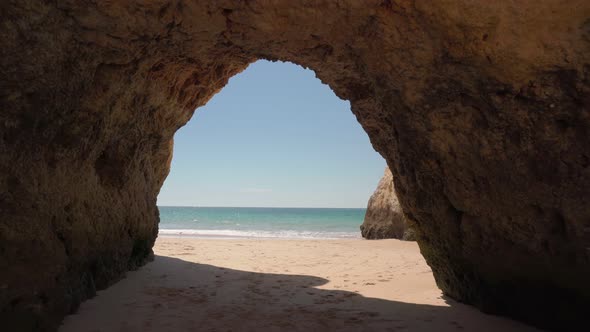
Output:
[{"left": 158, "top": 229, "right": 360, "bottom": 239}]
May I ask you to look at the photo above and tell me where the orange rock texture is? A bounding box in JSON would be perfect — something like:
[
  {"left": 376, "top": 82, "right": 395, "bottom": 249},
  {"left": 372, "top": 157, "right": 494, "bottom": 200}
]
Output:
[{"left": 1, "top": 1, "right": 589, "bottom": 330}]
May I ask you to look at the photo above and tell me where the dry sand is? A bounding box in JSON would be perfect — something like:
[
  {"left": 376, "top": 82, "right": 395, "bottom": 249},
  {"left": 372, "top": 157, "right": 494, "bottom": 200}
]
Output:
[{"left": 60, "top": 238, "right": 537, "bottom": 331}]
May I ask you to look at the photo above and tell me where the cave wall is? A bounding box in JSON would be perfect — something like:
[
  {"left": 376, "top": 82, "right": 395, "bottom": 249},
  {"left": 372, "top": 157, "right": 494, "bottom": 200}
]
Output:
[{"left": 1, "top": 1, "right": 589, "bottom": 330}]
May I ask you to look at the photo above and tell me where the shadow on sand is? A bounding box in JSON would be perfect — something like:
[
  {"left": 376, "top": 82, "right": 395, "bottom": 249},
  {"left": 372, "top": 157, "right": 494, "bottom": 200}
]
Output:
[{"left": 60, "top": 255, "right": 537, "bottom": 332}]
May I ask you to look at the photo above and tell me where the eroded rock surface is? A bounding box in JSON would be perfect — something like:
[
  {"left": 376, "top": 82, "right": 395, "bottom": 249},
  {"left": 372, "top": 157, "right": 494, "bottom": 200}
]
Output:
[
  {"left": 361, "top": 167, "right": 415, "bottom": 240},
  {"left": 1, "top": 1, "right": 589, "bottom": 331}
]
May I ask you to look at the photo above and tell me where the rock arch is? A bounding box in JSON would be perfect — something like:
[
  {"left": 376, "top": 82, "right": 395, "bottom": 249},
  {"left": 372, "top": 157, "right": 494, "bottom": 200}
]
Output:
[{"left": 1, "top": 1, "right": 589, "bottom": 330}]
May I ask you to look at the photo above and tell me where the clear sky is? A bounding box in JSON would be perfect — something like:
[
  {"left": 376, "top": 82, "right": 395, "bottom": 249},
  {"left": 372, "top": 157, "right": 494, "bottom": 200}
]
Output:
[{"left": 157, "top": 60, "right": 386, "bottom": 208}]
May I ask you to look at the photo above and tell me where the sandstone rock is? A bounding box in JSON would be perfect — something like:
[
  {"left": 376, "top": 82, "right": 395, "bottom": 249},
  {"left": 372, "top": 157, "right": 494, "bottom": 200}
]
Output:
[
  {"left": 360, "top": 167, "right": 415, "bottom": 240},
  {"left": 1, "top": 1, "right": 589, "bottom": 331}
]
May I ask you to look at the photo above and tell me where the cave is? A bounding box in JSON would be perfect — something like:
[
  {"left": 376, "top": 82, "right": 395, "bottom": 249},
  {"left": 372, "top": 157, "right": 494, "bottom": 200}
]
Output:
[{"left": 1, "top": 1, "right": 589, "bottom": 331}]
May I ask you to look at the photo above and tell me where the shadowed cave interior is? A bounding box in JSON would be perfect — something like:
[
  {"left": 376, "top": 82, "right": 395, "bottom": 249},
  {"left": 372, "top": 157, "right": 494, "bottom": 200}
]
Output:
[{"left": 1, "top": 1, "right": 589, "bottom": 331}]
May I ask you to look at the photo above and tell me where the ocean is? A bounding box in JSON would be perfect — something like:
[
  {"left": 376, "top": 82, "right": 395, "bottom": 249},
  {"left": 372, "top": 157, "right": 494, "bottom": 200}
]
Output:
[{"left": 158, "top": 206, "right": 365, "bottom": 239}]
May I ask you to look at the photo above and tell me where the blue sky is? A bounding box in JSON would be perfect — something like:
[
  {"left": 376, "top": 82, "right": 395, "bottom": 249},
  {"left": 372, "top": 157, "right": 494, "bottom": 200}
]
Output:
[{"left": 157, "top": 60, "right": 386, "bottom": 208}]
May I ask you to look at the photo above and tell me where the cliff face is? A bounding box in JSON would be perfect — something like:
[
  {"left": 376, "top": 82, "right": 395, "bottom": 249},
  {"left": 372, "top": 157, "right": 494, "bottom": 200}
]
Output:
[
  {"left": 1, "top": 1, "right": 589, "bottom": 331},
  {"left": 361, "top": 168, "right": 414, "bottom": 240}
]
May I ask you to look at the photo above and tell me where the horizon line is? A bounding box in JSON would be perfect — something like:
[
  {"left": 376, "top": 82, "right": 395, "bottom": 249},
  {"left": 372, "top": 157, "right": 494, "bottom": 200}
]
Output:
[{"left": 157, "top": 205, "right": 367, "bottom": 209}]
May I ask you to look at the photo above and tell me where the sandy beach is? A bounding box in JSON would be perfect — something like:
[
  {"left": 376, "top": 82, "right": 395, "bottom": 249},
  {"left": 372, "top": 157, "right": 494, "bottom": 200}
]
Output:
[{"left": 60, "top": 238, "right": 537, "bottom": 331}]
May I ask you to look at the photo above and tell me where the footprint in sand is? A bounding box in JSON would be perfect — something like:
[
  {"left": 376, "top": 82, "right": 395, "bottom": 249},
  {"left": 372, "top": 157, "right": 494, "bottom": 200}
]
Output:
[
  {"left": 347, "top": 317, "right": 364, "bottom": 324},
  {"left": 360, "top": 311, "right": 380, "bottom": 318},
  {"left": 449, "top": 321, "right": 465, "bottom": 329}
]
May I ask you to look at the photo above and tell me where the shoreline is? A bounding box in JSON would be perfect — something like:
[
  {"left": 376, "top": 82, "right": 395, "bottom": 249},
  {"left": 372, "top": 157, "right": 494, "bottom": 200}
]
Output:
[
  {"left": 158, "top": 234, "right": 364, "bottom": 240},
  {"left": 157, "top": 229, "right": 363, "bottom": 240},
  {"left": 60, "top": 238, "right": 538, "bottom": 331}
]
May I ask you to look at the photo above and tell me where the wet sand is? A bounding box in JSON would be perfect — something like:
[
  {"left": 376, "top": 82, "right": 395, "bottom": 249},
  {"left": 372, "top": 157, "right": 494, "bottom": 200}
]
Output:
[{"left": 60, "top": 238, "right": 537, "bottom": 331}]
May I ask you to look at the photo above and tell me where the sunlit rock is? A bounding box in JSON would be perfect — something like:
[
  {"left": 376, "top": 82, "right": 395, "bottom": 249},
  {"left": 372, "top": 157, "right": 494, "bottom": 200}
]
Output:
[{"left": 361, "top": 167, "right": 415, "bottom": 240}]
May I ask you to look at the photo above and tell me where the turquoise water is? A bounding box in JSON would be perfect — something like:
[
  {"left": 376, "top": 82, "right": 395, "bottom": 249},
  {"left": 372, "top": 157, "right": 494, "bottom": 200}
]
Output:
[{"left": 158, "top": 206, "right": 365, "bottom": 239}]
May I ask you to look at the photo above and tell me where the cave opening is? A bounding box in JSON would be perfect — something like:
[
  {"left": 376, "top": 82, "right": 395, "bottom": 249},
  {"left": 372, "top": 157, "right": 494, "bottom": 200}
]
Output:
[{"left": 156, "top": 59, "right": 386, "bottom": 238}]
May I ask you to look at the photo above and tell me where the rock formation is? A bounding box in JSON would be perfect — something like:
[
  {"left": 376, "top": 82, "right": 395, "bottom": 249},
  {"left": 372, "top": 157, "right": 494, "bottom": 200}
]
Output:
[
  {"left": 1, "top": 1, "right": 589, "bottom": 331},
  {"left": 361, "top": 167, "right": 415, "bottom": 240}
]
